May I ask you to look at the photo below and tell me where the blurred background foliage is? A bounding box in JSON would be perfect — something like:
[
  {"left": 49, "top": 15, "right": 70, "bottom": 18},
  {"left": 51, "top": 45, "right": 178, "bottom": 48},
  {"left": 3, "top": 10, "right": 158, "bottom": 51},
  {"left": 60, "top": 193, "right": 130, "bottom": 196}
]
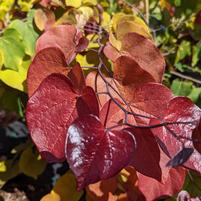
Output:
[{"left": 1, "top": 0, "right": 201, "bottom": 200}]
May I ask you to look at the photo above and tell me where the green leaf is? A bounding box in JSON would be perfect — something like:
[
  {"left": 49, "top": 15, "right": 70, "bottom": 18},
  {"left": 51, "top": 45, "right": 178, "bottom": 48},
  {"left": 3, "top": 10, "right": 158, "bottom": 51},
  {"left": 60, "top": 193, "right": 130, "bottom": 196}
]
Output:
[
  {"left": 188, "top": 87, "right": 201, "bottom": 103},
  {"left": 175, "top": 40, "right": 191, "bottom": 64},
  {"left": 183, "top": 171, "right": 201, "bottom": 197},
  {"left": 192, "top": 41, "right": 201, "bottom": 67},
  {"left": 8, "top": 10, "right": 38, "bottom": 56},
  {"left": 0, "top": 28, "right": 25, "bottom": 70},
  {"left": 171, "top": 79, "right": 193, "bottom": 96}
]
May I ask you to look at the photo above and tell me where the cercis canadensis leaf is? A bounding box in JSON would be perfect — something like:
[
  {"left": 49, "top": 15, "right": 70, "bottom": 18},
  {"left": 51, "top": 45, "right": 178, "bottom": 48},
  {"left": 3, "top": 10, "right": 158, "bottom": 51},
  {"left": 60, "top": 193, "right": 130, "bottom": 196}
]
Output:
[
  {"left": 151, "top": 97, "right": 201, "bottom": 173},
  {"left": 127, "top": 128, "right": 162, "bottom": 181},
  {"left": 114, "top": 56, "right": 155, "bottom": 85},
  {"left": 26, "top": 73, "right": 99, "bottom": 162},
  {"left": 27, "top": 47, "right": 68, "bottom": 97},
  {"left": 26, "top": 74, "right": 77, "bottom": 162},
  {"left": 36, "top": 24, "right": 88, "bottom": 64},
  {"left": 65, "top": 114, "right": 136, "bottom": 190},
  {"left": 137, "top": 166, "right": 186, "bottom": 201},
  {"left": 104, "top": 32, "right": 165, "bottom": 83}
]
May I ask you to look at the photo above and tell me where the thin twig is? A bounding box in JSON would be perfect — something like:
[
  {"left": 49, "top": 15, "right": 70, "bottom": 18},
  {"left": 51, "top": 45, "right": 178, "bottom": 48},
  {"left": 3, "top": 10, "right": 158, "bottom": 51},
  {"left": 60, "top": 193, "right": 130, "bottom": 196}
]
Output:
[{"left": 170, "top": 71, "right": 201, "bottom": 85}]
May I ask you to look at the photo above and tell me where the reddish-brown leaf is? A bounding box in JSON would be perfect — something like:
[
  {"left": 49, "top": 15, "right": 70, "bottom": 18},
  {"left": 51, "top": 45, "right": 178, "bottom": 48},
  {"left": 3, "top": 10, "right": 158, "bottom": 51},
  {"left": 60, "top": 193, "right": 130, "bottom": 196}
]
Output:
[
  {"left": 104, "top": 33, "right": 165, "bottom": 83},
  {"left": 36, "top": 25, "right": 88, "bottom": 64},
  {"left": 99, "top": 99, "right": 126, "bottom": 128},
  {"left": 27, "top": 47, "right": 68, "bottom": 97},
  {"left": 125, "top": 128, "right": 162, "bottom": 181},
  {"left": 128, "top": 83, "right": 173, "bottom": 119},
  {"left": 26, "top": 74, "right": 77, "bottom": 162},
  {"left": 76, "top": 87, "right": 99, "bottom": 117},
  {"left": 86, "top": 72, "right": 118, "bottom": 108},
  {"left": 65, "top": 115, "right": 136, "bottom": 190},
  {"left": 115, "top": 82, "right": 173, "bottom": 125},
  {"left": 114, "top": 56, "right": 155, "bottom": 85},
  {"left": 137, "top": 166, "right": 186, "bottom": 201},
  {"left": 151, "top": 97, "right": 201, "bottom": 173},
  {"left": 122, "top": 33, "right": 165, "bottom": 83},
  {"left": 26, "top": 74, "right": 99, "bottom": 162},
  {"left": 67, "top": 64, "right": 86, "bottom": 94}
]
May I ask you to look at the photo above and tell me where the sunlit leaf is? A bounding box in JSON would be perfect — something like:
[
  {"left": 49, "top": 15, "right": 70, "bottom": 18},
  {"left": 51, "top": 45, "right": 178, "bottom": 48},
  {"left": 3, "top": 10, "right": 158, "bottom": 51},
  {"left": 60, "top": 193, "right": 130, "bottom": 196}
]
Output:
[
  {"left": 0, "top": 28, "right": 25, "bottom": 70},
  {"left": 41, "top": 171, "right": 83, "bottom": 201},
  {"left": 0, "top": 68, "right": 27, "bottom": 92},
  {"left": 66, "top": 115, "right": 136, "bottom": 190},
  {"left": 17, "top": 0, "right": 35, "bottom": 11},
  {"left": 34, "top": 8, "right": 55, "bottom": 31},
  {"left": 171, "top": 79, "right": 193, "bottom": 96},
  {"left": 36, "top": 25, "right": 88, "bottom": 64},
  {"left": 65, "top": 0, "right": 81, "bottom": 8},
  {"left": 8, "top": 11, "right": 39, "bottom": 56}
]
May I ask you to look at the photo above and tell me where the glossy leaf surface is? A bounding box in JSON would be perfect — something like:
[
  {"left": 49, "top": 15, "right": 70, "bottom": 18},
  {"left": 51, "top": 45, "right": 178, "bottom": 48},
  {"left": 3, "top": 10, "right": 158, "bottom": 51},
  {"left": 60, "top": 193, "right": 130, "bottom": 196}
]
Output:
[{"left": 65, "top": 115, "right": 136, "bottom": 190}]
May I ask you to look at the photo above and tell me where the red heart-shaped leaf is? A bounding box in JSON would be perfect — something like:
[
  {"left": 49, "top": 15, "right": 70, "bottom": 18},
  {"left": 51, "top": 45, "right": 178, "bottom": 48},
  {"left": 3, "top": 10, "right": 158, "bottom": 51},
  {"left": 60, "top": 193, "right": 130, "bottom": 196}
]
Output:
[
  {"left": 26, "top": 74, "right": 77, "bottom": 162},
  {"left": 26, "top": 73, "right": 99, "bottom": 162},
  {"left": 114, "top": 56, "right": 155, "bottom": 85},
  {"left": 27, "top": 47, "right": 69, "bottom": 96},
  {"left": 126, "top": 128, "right": 162, "bottom": 181},
  {"left": 151, "top": 97, "right": 201, "bottom": 173},
  {"left": 65, "top": 114, "right": 136, "bottom": 190},
  {"left": 137, "top": 166, "right": 186, "bottom": 201},
  {"left": 36, "top": 25, "right": 88, "bottom": 64}
]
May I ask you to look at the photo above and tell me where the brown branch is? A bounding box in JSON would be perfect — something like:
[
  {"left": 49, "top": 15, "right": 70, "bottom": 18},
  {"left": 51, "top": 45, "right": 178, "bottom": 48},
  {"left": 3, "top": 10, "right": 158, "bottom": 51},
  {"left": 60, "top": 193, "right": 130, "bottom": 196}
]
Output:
[{"left": 170, "top": 71, "right": 201, "bottom": 85}]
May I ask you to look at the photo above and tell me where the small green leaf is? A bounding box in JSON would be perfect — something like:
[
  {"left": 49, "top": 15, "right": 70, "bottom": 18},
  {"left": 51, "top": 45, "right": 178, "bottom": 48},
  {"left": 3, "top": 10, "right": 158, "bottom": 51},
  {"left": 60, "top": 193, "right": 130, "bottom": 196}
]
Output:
[
  {"left": 183, "top": 171, "right": 201, "bottom": 197},
  {"left": 192, "top": 41, "right": 201, "bottom": 67},
  {"left": 175, "top": 40, "right": 191, "bottom": 64},
  {"left": 0, "top": 28, "right": 25, "bottom": 70},
  {"left": 188, "top": 87, "right": 201, "bottom": 103},
  {"left": 8, "top": 11, "right": 38, "bottom": 56},
  {"left": 171, "top": 79, "right": 193, "bottom": 96}
]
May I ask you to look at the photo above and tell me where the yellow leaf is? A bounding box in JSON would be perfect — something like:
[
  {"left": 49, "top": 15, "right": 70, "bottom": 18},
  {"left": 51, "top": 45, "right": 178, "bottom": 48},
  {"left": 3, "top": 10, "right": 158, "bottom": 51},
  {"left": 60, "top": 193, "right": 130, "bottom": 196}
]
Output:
[
  {"left": 19, "top": 146, "right": 47, "bottom": 179},
  {"left": 76, "top": 6, "right": 94, "bottom": 29},
  {"left": 112, "top": 13, "right": 125, "bottom": 31},
  {"left": 101, "top": 11, "right": 111, "bottom": 31},
  {"left": 76, "top": 50, "right": 99, "bottom": 68},
  {"left": 17, "top": 0, "right": 36, "bottom": 12},
  {"left": 0, "top": 162, "right": 6, "bottom": 172},
  {"left": 40, "top": 191, "right": 61, "bottom": 201},
  {"left": 0, "top": 67, "right": 27, "bottom": 92},
  {"left": 56, "top": 11, "right": 77, "bottom": 26},
  {"left": 65, "top": 0, "right": 81, "bottom": 8},
  {"left": 86, "top": 34, "right": 99, "bottom": 49},
  {"left": 109, "top": 32, "right": 122, "bottom": 51},
  {"left": 53, "top": 171, "right": 83, "bottom": 201},
  {"left": 115, "top": 14, "right": 152, "bottom": 40},
  {"left": 82, "top": 0, "right": 97, "bottom": 6},
  {"left": 41, "top": 171, "right": 83, "bottom": 201}
]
